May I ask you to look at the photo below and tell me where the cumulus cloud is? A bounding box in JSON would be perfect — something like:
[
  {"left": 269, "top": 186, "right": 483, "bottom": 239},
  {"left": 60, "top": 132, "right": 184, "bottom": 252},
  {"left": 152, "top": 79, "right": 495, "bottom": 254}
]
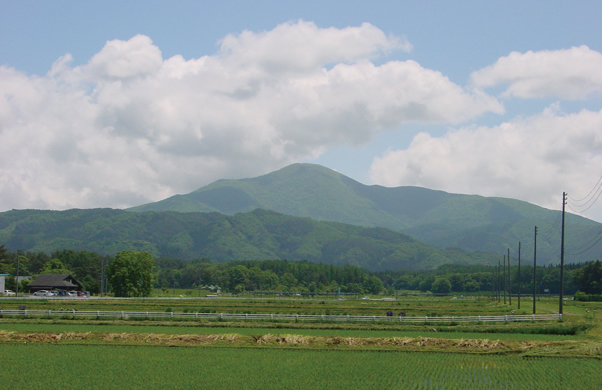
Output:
[
  {"left": 471, "top": 46, "right": 602, "bottom": 99},
  {"left": 370, "top": 105, "right": 602, "bottom": 220},
  {"left": 0, "top": 21, "right": 502, "bottom": 210}
]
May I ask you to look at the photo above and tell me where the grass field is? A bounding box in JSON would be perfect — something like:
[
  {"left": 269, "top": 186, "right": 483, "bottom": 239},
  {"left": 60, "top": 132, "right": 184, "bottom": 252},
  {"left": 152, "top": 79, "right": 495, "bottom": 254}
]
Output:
[
  {"left": 1, "top": 296, "right": 600, "bottom": 389},
  {"left": 2, "top": 344, "right": 599, "bottom": 389},
  {"left": 2, "top": 294, "right": 589, "bottom": 317}
]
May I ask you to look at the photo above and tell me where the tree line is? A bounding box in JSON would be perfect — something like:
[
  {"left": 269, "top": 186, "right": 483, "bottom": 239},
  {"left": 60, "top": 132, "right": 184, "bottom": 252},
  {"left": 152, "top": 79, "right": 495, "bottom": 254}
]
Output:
[
  {"left": 0, "top": 245, "right": 600, "bottom": 298},
  {"left": 377, "top": 263, "right": 585, "bottom": 295}
]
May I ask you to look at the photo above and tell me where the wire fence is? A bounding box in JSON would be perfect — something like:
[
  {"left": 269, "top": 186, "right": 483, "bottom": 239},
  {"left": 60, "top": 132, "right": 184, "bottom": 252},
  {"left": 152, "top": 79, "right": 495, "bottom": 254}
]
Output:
[{"left": 0, "top": 309, "right": 562, "bottom": 323}]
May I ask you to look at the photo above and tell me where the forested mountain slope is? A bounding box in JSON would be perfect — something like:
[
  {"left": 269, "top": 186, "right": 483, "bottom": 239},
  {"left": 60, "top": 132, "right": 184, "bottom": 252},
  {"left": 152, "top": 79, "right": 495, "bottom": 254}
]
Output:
[
  {"left": 0, "top": 208, "right": 496, "bottom": 271},
  {"left": 129, "top": 163, "right": 602, "bottom": 263}
]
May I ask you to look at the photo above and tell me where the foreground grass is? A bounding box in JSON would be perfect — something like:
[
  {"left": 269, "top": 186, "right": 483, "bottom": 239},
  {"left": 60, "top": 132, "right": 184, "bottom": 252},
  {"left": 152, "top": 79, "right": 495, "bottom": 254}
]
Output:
[{"left": 1, "top": 343, "right": 599, "bottom": 389}]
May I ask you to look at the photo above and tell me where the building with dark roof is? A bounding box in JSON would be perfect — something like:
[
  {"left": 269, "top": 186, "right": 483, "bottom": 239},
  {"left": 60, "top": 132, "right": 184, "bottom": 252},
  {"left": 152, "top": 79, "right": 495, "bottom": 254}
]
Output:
[{"left": 28, "top": 274, "right": 83, "bottom": 292}]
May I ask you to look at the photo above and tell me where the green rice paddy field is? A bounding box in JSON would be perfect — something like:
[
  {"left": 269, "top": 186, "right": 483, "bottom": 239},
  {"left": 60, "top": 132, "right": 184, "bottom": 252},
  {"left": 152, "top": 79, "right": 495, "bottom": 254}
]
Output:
[
  {"left": 1, "top": 296, "right": 601, "bottom": 389},
  {"left": 2, "top": 344, "right": 599, "bottom": 389}
]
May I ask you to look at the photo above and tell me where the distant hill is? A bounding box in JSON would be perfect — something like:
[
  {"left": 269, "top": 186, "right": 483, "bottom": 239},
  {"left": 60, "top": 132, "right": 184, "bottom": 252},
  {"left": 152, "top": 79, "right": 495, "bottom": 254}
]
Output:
[
  {"left": 129, "top": 163, "right": 602, "bottom": 264},
  {"left": 0, "top": 208, "right": 498, "bottom": 271}
]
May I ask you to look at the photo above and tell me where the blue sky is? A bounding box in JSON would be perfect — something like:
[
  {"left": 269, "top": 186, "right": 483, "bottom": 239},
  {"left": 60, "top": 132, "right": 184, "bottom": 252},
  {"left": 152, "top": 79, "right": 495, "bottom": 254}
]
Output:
[{"left": 1, "top": 0, "right": 602, "bottom": 222}]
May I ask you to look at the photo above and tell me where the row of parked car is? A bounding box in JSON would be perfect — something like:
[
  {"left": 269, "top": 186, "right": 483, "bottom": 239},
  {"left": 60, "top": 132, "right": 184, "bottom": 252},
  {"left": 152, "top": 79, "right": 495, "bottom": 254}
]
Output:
[{"left": 32, "top": 290, "right": 90, "bottom": 297}]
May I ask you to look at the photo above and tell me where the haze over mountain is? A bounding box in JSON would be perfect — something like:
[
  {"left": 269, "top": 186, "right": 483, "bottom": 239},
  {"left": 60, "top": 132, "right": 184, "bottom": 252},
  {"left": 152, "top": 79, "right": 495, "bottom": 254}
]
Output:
[{"left": 130, "top": 163, "right": 602, "bottom": 264}]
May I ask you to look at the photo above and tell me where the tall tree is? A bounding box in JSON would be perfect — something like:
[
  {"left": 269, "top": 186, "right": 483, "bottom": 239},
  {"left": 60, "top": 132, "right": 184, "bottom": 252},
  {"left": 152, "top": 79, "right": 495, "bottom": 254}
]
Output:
[
  {"left": 39, "top": 258, "right": 71, "bottom": 275},
  {"left": 108, "top": 251, "right": 154, "bottom": 297},
  {"left": 573, "top": 261, "right": 602, "bottom": 294},
  {"left": 0, "top": 245, "right": 11, "bottom": 274}
]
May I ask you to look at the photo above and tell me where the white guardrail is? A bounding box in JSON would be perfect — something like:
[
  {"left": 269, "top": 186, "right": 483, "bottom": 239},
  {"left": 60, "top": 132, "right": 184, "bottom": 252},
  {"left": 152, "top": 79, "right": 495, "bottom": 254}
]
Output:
[{"left": 0, "top": 310, "right": 562, "bottom": 323}]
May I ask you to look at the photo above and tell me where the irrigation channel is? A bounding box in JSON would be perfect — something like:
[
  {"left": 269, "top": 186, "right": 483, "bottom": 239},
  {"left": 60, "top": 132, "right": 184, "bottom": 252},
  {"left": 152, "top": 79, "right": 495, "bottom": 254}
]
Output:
[{"left": 0, "top": 309, "right": 562, "bottom": 323}]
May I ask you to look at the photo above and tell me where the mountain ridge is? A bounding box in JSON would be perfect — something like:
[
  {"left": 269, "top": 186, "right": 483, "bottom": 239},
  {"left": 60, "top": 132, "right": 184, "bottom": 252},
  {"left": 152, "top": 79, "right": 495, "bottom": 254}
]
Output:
[{"left": 128, "top": 163, "right": 601, "bottom": 264}]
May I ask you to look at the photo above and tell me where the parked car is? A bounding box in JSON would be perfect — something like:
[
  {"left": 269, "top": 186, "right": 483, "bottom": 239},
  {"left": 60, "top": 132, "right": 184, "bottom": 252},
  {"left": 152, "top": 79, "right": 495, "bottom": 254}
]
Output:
[
  {"left": 66, "top": 291, "right": 77, "bottom": 297},
  {"left": 33, "top": 290, "right": 49, "bottom": 296},
  {"left": 2, "top": 290, "right": 15, "bottom": 296}
]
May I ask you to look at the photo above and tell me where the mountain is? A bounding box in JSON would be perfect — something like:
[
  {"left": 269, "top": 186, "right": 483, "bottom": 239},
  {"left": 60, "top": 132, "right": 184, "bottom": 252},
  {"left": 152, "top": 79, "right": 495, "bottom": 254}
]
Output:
[
  {"left": 0, "top": 208, "right": 497, "bottom": 271},
  {"left": 129, "top": 163, "right": 602, "bottom": 264}
]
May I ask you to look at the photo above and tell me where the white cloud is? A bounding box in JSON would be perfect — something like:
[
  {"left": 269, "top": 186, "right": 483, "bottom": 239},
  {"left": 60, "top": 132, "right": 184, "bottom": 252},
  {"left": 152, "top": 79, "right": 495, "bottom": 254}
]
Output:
[
  {"left": 370, "top": 105, "right": 602, "bottom": 221},
  {"left": 0, "top": 21, "right": 502, "bottom": 210},
  {"left": 471, "top": 46, "right": 602, "bottom": 99},
  {"left": 218, "top": 21, "right": 413, "bottom": 73},
  {"left": 87, "top": 34, "right": 163, "bottom": 80}
]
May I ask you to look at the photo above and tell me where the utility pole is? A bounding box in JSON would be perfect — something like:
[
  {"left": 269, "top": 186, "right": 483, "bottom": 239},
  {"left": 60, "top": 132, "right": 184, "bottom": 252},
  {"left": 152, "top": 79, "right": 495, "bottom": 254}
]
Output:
[
  {"left": 496, "top": 260, "right": 500, "bottom": 302},
  {"left": 508, "top": 248, "right": 512, "bottom": 306},
  {"left": 533, "top": 226, "right": 537, "bottom": 314},
  {"left": 503, "top": 255, "right": 506, "bottom": 304},
  {"left": 100, "top": 256, "right": 107, "bottom": 297},
  {"left": 16, "top": 252, "right": 20, "bottom": 297},
  {"left": 517, "top": 241, "right": 520, "bottom": 309},
  {"left": 559, "top": 192, "right": 566, "bottom": 316}
]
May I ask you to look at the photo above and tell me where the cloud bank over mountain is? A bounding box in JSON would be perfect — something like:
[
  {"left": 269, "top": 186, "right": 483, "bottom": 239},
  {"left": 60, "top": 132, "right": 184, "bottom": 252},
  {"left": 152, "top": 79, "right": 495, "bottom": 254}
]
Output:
[
  {"left": 1, "top": 21, "right": 601, "bottom": 221},
  {"left": 370, "top": 104, "right": 602, "bottom": 216},
  {"left": 0, "top": 21, "right": 503, "bottom": 210},
  {"left": 371, "top": 46, "right": 602, "bottom": 220}
]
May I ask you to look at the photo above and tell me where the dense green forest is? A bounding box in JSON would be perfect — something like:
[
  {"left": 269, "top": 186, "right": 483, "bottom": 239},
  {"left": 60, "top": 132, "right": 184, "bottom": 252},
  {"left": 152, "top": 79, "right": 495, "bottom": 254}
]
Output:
[
  {"left": 0, "top": 245, "right": 597, "bottom": 297},
  {"left": 0, "top": 208, "right": 501, "bottom": 271}
]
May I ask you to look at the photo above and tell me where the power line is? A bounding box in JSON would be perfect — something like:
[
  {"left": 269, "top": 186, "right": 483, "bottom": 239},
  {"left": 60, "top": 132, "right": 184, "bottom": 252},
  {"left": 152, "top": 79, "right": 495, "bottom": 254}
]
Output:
[
  {"left": 567, "top": 189, "right": 602, "bottom": 213},
  {"left": 542, "top": 211, "right": 561, "bottom": 242},
  {"left": 568, "top": 175, "right": 602, "bottom": 203},
  {"left": 567, "top": 175, "right": 602, "bottom": 213},
  {"left": 567, "top": 228, "right": 602, "bottom": 256}
]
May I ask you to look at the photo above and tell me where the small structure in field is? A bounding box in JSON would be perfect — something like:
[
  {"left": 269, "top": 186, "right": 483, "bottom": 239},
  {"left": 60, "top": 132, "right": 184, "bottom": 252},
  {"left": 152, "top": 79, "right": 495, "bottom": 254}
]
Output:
[
  {"left": 0, "top": 274, "right": 9, "bottom": 292},
  {"left": 28, "top": 274, "right": 83, "bottom": 293}
]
